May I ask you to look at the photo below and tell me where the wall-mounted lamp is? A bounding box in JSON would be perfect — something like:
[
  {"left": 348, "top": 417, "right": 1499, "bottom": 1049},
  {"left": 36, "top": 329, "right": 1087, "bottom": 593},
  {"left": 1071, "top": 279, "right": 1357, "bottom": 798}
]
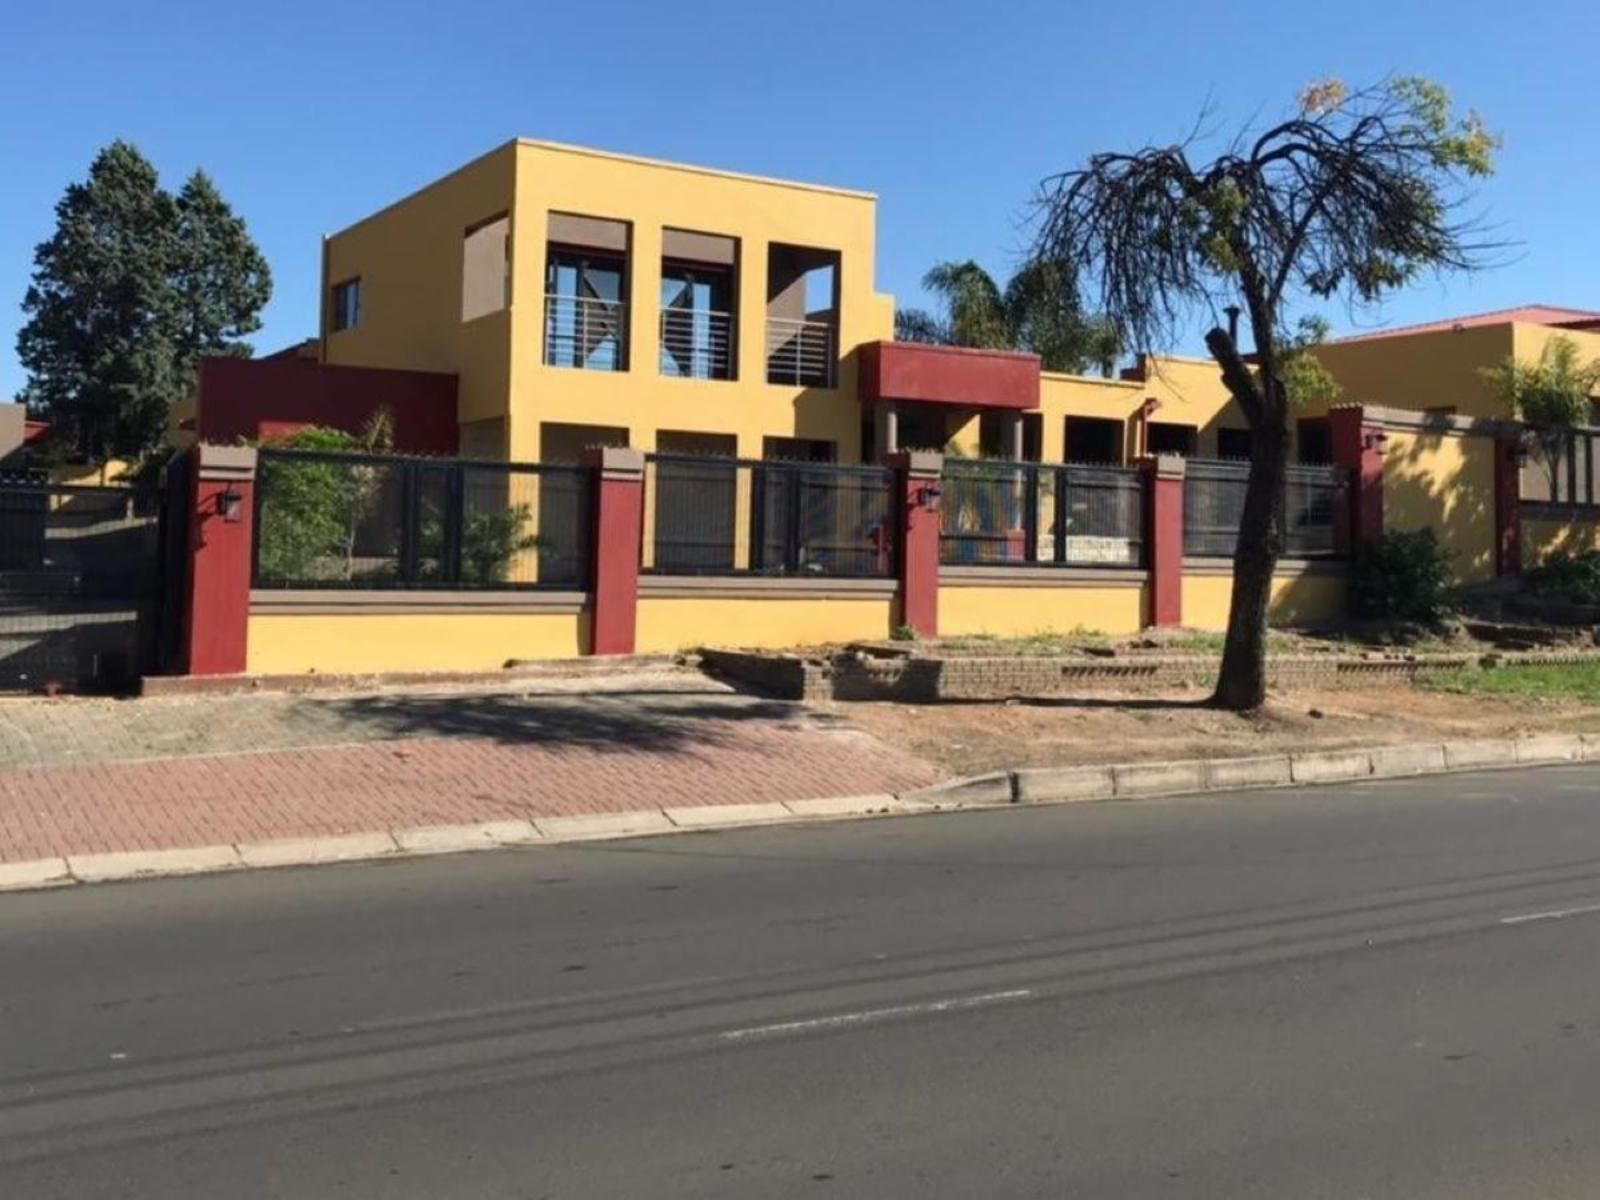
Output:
[
  {"left": 917, "top": 484, "right": 943, "bottom": 511},
  {"left": 217, "top": 484, "right": 244, "bottom": 523},
  {"left": 1361, "top": 430, "right": 1389, "bottom": 452}
]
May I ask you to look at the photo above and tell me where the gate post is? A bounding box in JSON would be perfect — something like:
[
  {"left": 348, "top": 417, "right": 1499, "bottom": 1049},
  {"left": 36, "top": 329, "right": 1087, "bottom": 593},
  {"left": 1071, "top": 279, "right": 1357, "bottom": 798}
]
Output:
[
  {"left": 887, "top": 450, "right": 942, "bottom": 638},
  {"left": 1329, "top": 404, "right": 1385, "bottom": 553},
  {"left": 585, "top": 446, "right": 645, "bottom": 655},
  {"left": 182, "top": 444, "right": 256, "bottom": 675},
  {"left": 1140, "top": 454, "right": 1185, "bottom": 628},
  {"left": 1494, "top": 431, "right": 1523, "bottom": 577}
]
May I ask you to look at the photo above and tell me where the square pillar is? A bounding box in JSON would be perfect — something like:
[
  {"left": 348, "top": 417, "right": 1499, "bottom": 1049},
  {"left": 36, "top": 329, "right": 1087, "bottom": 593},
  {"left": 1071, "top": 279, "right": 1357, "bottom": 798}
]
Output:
[
  {"left": 183, "top": 444, "right": 257, "bottom": 675},
  {"left": 1140, "top": 454, "right": 1184, "bottom": 628},
  {"left": 1495, "top": 434, "right": 1523, "bottom": 577},
  {"left": 887, "top": 450, "right": 942, "bottom": 638},
  {"left": 584, "top": 446, "right": 645, "bottom": 655},
  {"left": 1329, "top": 405, "right": 1385, "bottom": 552}
]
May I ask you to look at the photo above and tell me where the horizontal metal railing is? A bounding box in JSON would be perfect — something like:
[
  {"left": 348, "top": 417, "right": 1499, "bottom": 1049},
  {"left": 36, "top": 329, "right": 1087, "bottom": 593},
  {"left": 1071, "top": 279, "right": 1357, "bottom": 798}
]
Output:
[
  {"left": 543, "top": 294, "right": 626, "bottom": 371},
  {"left": 660, "top": 308, "right": 734, "bottom": 380},
  {"left": 643, "top": 453, "right": 895, "bottom": 578},
  {"left": 940, "top": 459, "right": 1145, "bottom": 568},
  {"left": 764, "top": 317, "right": 836, "bottom": 387},
  {"left": 1183, "top": 458, "right": 1347, "bottom": 558},
  {"left": 253, "top": 449, "right": 593, "bottom": 590}
]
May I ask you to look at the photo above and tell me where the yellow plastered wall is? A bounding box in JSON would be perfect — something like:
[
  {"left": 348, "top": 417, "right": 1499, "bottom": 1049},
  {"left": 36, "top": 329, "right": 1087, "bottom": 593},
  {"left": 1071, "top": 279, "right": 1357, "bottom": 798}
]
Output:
[
  {"left": 246, "top": 612, "right": 588, "bottom": 674},
  {"left": 508, "top": 141, "right": 894, "bottom": 464},
  {"left": 321, "top": 144, "right": 516, "bottom": 428},
  {"left": 1181, "top": 572, "right": 1349, "bottom": 631},
  {"left": 1511, "top": 324, "right": 1600, "bottom": 415},
  {"left": 634, "top": 596, "right": 893, "bottom": 653},
  {"left": 1309, "top": 324, "right": 1513, "bottom": 421},
  {"left": 939, "top": 583, "right": 1146, "bottom": 636},
  {"left": 1036, "top": 373, "right": 1145, "bottom": 461},
  {"left": 1135, "top": 356, "right": 1250, "bottom": 457},
  {"left": 1523, "top": 516, "right": 1600, "bottom": 567},
  {"left": 1382, "top": 429, "right": 1497, "bottom": 583}
]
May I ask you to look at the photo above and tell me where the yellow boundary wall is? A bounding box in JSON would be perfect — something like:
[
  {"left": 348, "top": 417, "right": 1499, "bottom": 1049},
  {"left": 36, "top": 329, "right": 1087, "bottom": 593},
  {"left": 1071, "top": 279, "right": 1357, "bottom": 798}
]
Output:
[
  {"left": 1181, "top": 564, "right": 1349, "bottom": 632},
  {"left": 938, "top": 569, "right": 1147, "bottom": 637},
  {"left": 246, "top": 597, "right": 589, "bottom": 675},
  {"left": 634, "top": 583, "right": 897, "bottom": 654},
  {"left": 1523, "top": 513, "right": 1600, "bottom": 567}
]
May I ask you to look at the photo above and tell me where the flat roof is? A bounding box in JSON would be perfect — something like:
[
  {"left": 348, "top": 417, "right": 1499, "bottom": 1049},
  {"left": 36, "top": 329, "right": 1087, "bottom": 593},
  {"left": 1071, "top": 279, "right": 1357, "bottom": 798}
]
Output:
[{"left": 515, "top": 139, "right": 876, "bottom": 201}]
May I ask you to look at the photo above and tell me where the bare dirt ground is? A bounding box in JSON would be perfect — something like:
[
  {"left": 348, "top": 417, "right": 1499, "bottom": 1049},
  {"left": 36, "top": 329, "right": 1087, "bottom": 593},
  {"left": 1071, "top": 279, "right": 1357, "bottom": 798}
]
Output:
[{"left": 835, "top": 682, "right": 1600, "bottom": 777}]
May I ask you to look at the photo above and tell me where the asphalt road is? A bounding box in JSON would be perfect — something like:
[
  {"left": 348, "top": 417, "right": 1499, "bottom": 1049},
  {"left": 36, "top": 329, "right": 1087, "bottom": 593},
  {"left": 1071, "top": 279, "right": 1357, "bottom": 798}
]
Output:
[{"left": 6, "top": 765, "right": 1600, "bottom": 1197}]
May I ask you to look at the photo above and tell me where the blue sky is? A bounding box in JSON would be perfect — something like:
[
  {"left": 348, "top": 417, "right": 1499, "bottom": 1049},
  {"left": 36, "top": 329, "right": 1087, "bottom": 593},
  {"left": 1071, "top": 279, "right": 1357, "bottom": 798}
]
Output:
[{"left": 4, "top": 0, "right": 1597, "bottom": 400}]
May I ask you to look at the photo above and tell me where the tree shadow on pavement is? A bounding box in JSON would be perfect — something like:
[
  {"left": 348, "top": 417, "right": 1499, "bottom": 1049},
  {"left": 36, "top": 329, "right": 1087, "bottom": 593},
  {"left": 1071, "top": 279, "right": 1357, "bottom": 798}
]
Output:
[{"left": 318, "top": 689, "right": 815, "bottom": 754}]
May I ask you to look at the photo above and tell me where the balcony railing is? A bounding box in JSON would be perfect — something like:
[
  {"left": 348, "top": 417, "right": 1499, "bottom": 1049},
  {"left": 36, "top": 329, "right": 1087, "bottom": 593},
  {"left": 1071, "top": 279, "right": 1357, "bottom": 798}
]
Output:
[
  {"left": 765, "top": 317, "right": 836, "bottom": 387},
  {"left": 544, "top": 294, "right": 626, "bottom": 371},
  {"left": 660, "top": 308, "right": 734, "bottom": 380}
]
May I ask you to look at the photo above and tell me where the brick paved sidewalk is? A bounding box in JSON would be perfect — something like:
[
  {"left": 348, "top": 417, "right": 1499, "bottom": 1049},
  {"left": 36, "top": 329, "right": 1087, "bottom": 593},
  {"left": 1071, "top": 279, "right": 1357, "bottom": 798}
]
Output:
[{"left": 0, "top": 672, "right": 939, "bottom": 864}]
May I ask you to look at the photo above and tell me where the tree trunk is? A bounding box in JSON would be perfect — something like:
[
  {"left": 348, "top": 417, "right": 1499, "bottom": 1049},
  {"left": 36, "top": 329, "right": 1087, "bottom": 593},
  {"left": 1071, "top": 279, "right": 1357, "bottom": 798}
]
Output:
[{"left": 1213, "top": 410, "right": 1289, "bottom": 710}]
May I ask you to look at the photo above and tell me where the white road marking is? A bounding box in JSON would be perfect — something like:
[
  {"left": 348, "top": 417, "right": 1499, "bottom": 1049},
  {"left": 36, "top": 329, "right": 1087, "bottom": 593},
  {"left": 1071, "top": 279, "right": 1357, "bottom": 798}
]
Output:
[
  {"left": 718, "top": 989, "right": 1035, "bottom": 1042},
  {"left": 1501, "top": 901, "right": 1600, "bottom": 926}
]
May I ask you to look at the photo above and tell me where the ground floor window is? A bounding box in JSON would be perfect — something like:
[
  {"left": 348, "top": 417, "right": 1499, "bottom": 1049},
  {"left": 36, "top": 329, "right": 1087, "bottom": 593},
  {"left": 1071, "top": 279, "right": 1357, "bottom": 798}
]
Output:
[{"left": 1064, "top": 416, "right": 1123, "bottom": 464}]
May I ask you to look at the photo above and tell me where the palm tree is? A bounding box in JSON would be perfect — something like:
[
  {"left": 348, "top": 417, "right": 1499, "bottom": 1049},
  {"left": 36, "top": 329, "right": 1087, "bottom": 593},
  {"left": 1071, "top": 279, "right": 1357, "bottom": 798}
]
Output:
[{"left": 895, "top": 259, "right": 1120, "bottom": 376}]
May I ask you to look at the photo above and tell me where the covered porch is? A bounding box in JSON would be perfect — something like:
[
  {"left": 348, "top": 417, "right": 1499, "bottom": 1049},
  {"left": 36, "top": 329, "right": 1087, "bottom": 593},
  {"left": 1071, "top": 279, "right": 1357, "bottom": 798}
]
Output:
[{"left": 857, "top": 341, "right": 1042, "bottom": 461}]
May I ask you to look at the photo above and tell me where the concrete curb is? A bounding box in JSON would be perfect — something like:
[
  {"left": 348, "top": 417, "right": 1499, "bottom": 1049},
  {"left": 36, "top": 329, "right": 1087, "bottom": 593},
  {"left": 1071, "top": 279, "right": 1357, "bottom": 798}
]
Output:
[{"left": 2, "top": 736, "right": 1596, "bottom": 896}]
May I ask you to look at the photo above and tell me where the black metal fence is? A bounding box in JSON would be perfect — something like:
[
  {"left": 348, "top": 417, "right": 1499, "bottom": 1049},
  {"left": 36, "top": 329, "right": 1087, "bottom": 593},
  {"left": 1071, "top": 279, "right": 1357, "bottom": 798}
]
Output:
[
  {"left": 644, "top": 454, "right": 896, "bottom": 577},
  {"left": 0, "top": 482, "right": 166, "bottom": 690},
  {"left": 1519, "top": 428, "right": 1600, "bottom": 508},
  {"left": 253, "top": 449, "right": 593, "bottom": 589},
  {"left": 940, "top": 459, "right": 1144, "bottom": 567},
  {"left": 1183, "top": 458, "right": 1347, "bottom": 558}
]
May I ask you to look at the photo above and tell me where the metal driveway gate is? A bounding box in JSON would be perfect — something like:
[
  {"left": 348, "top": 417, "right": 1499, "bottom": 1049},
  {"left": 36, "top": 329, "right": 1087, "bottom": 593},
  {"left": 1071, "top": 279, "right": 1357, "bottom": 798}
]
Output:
[{"left": 0, "top": 476, "right": 169, "bottom": 691}]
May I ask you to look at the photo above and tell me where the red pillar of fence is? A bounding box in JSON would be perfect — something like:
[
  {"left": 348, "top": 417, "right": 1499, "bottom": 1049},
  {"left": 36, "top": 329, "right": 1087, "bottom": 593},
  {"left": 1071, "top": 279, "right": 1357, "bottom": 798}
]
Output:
[
  {"left": 1141, "top": 454, "right": 1185, "bottom": 628},
  {"left": 182, "top": 444, "right": 257, "bottom": 675},
  {"left": 888, "top": 450, "right": 942, "bottom": 638},
  {"left": 585, "top": 446, "right": 645, "bottom": 655},
  {"left": 1494, "top": 433, "right": 1523, "bottom": 577},
  {"left": 1329, "top": 404, "right": 1385, "bottom": 553}
]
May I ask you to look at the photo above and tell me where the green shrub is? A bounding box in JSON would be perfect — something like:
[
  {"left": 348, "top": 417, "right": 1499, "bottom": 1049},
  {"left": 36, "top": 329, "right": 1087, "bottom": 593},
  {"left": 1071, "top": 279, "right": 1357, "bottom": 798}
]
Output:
[
  {"left": 1525, "top": 550, "right": 1600, "bottom": 605},
  {"left": 1351, "top": 528, "right": 1453, "bottom": 623}
]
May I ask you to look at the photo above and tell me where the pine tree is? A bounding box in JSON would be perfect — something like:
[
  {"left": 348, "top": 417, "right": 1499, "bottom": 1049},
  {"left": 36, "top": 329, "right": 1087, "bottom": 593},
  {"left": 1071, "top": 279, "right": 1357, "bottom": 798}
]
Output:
[
  {"left": 15, "top": 144, "right": 272, "bottom": 463},
  {"left": 172, "top": 170, "right": 272, "bottom": 371}
]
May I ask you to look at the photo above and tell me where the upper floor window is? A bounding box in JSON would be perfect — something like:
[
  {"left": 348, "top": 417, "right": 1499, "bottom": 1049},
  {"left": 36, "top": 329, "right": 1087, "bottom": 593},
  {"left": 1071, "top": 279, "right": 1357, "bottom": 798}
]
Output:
[
  {"left": 660, "top": 229, "right": 738, "bottom": 381},
  {"left": 330, "top": 278, "right": 361, "bottom": 332},
  {"left": 462, "top": 214, "right": 510, "bottom": 322},
  {"left": 765, "top": 244, "right": 838, "bottom": 387},
  {"left": 544, "top": 213, "right": 630, "bottom": 371}
]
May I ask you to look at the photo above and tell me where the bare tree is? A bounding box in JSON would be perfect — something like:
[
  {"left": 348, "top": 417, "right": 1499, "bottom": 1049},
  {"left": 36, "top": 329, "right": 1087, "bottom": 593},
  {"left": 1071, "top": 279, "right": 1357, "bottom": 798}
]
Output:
[{"left": 1030, "top": 78, "right": 1499, "bottom": 709}]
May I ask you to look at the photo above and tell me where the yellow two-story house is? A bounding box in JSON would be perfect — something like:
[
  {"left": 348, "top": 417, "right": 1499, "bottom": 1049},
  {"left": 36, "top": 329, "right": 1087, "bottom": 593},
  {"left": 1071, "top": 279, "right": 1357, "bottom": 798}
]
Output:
[{"left": 312, "top": 137, "right": 1256, "bottom": 472}]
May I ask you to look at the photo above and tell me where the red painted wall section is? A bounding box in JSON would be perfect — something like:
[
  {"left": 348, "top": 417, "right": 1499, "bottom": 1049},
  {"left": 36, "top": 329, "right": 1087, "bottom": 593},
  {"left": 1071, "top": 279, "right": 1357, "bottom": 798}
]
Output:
[
  {"left": 183, "top": 444, "right": 256, "bottom": 676},
  {"left": 860, "top": 342, "right": 1041, "bottom": 411},
  {"left": 1329, "top": 405, "right": 1385, "bottom": 550},
  {"left": 196, "top": 356, "right": 459, "bottom": 454},
  {"left": 585, "top": 447, "right": 645, "bottom": 655},
  {"left": 888, "top": 450, "right": 942, "bottom": 637},
  {"left": 1494, "top": 435, "right": 1523, "bottom": 577},
  {"left": 1142, "top": 455, "right": 1184, "bottom": 628}
]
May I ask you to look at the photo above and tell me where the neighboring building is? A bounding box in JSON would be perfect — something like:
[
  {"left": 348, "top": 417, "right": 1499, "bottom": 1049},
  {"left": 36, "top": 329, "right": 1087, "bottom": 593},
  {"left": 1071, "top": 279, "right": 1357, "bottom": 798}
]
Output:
[{"left": 1309, "top": 305, "right": 1600, "bottom": 422}]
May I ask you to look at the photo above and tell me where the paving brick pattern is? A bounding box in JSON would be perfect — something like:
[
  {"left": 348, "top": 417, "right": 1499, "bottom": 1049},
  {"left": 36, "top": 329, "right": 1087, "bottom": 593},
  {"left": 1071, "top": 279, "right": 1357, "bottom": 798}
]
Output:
[{"left": 0, "top": 673, "right": 938, "bottom": 863}]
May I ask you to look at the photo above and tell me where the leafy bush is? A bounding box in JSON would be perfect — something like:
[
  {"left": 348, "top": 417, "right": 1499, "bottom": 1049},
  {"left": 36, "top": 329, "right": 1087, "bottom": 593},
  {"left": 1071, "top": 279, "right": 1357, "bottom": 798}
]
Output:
[
  {"left": 1525, "top": 550, "right": 1600, "bottom": 605},
  {"left": 1351, "top": 528, "right": 1454, "bottom": 623},
  {"left": 419, "top": 503, "right": 538, "bottom": 585},
  {"left": 254, "top": 427, "right": 366, "bottom": 584}
]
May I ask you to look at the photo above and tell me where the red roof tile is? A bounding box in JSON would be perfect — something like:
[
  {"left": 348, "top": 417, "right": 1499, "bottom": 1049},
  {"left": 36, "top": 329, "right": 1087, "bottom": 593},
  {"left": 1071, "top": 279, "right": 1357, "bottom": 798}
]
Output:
[{"left": 1334, "top": 305, "right": 1600, "bottom": 344}]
